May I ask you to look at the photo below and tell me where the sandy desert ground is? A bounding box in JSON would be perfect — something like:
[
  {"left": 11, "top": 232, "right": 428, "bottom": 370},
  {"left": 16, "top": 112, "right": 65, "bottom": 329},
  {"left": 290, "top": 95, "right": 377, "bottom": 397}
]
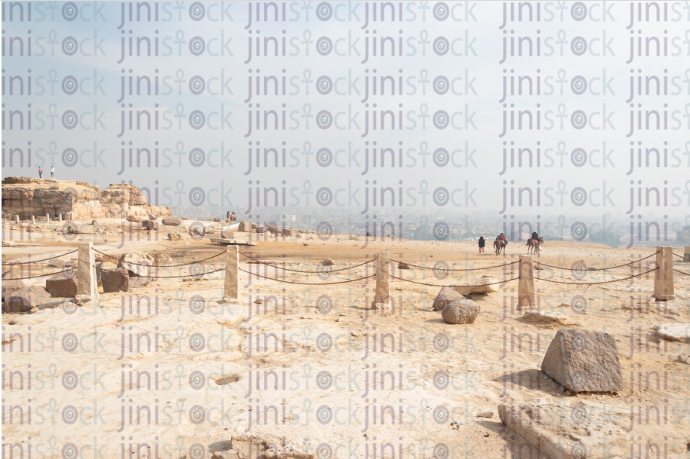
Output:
[{"left": 2, "top": 219, "right": 689, "bottom": 459}]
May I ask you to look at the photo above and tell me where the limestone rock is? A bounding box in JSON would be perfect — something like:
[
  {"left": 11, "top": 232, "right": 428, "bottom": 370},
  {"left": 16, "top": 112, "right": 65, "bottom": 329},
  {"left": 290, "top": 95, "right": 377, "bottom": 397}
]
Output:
[
  {"left": 441, "top": 297, "right": 480, "bottom": 324},
  {"left": 2, "top": 279, "right": 25, "bottom": 302},
  {"left": 148, "top": 214, "right": 157, "bottom": 220},
  {"left": 282, "top": 229, "right": 293, "bottom": 237},
  {"left": 398, "top": 262, "right": 411, "bottom": 269},
  {"left": 433, "top": 287, "right": 463, "bottom": 311},
  {"left": 522, "top": 310, "right": 568, "bottom": 325},
  {"left": 541, "top": 328, "right": 623, "bottom": 392},
  {"left": 266, "top": 224, "right": 279, "bottom": 235},
  {"left": 4, "top": 286, "right": 51, "bottom": 313},
  {"left": 101, "top": 268, "right": 130, "bottom": 293},
  {"left": 654, "top": 323, "right": 690, "bottom": 343},
  {"left": 322, "top": 259, "right": 335, "bottom": 266},
  {"left": 127, "top": 215, "right": 145, "bottom": 223},
  {"left": 238, "top": 221, "right": 252, "bottom": 232},
  {"left": 35, "top": 298, "right": 76, "bottom": 311},
  {"left": 451, "top": 276, "right": 499, "bottom": 295},
  {"left": 220, "top": 230, "right": 234, "bottom": 239},
  {"left": 256, "top": 226, "right": 265, "bottom": 234},
  {"left": 167, "top": 232, "right": 181, "bottom": 241},
  {"left": 45, "top": 272, "right": 78, "bottom": 298},
  {"left": 162, "top": 218, "right": 182, "bottom": 226},
  {"left": 678, "top": 354, "right": 690, "bottom": 364},
  {"left": 96, "top": 262, "right": 117, "bottom": 285},
  {"left": 118, "top": 252, "right": 154, "bottom": 278}
]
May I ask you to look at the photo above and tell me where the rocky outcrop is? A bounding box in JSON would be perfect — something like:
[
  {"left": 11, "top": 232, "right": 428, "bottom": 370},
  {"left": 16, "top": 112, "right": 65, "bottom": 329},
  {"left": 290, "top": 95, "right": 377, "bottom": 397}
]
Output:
[{"left": 2, "top": 177, "right": 171, "bottom": 220}]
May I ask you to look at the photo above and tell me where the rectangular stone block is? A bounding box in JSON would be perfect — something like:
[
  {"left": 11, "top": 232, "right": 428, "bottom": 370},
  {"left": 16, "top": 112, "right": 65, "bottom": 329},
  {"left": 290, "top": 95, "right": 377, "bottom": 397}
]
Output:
[
  {"left": 101, "top": 269, "right": 129, "bottom": 293},
  {"left": 46, "top": 273, "right": 77, "bottom": 298}
]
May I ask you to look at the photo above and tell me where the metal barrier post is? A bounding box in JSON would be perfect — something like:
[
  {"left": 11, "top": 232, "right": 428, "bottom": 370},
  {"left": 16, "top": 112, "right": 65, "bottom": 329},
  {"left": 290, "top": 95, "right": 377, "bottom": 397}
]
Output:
[
  {"left": 518, "top": 255, "right": 535, "bottom": 311},
  {"left": 653, "top": 246, "right": 674, "bottom": 301}
]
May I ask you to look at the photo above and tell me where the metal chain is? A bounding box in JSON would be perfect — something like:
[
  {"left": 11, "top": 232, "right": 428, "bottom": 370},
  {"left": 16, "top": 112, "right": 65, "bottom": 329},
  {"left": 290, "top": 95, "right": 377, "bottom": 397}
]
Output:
[
  {"left": 673, "top": 252, "right": 686, "bottom": 259},
  {"left": 1, "top": 267, "right": 76, "bottom": 280},
  {"left": 93, "top": 248, "right": 225, "bottom": 267},
  {"left": 389, "top": 273, "right": 520, "bottom": 287},
  {"left": 536, "top": 250, "right": 659, "bottom": 271},
  {"left": 238, "top": 266, "right": 375, "bottom": 285},
  {"left": 239, "top": 251, "right": 375, "bottom": 273},
  {"left": 400, "top": 260, "right": 519, "bottom": 271},
  {"left": 673, "top": 268, "right": 690, "bottom": 276},
  {"left": 536, "top": 267, "right": 658, "bottom": 285},
  {"left": 2, "top": 249, "right": 78, "bottom": 266}
]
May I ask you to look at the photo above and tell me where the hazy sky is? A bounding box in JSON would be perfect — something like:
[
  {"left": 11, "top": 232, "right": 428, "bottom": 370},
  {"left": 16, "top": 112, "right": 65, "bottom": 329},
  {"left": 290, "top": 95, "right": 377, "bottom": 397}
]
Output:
[{"left": 2, "top": 1, "right": 689, "bottom": 220}]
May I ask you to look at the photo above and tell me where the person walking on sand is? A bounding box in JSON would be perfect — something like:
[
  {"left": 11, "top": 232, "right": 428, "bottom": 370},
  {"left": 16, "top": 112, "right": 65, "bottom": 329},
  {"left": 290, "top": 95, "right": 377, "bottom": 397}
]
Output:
[
  {"left": 38, "top": 167, "right": 42, "bottom": 178},
  {"left": 50, "top": 166, "right": 55, "bottom": 178},
  {"left": 478, "top": 235, "right": 485, "bottom": 253}
]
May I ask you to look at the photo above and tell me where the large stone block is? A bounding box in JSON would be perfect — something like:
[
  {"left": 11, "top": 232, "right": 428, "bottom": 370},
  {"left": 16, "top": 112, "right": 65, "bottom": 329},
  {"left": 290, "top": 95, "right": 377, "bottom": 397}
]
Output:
[
  {"left": 45, "top": 272, "right": 78, "bottom": 298},
  {"left": 162, "top": 218, "right": 182, "bottom": 226},
  {"left": 541, "top": 328, "right": 623, "bottom": 392},
  {"left": 4, "top": 286, "right": 51, "bottom": 313},
  {"left": 441, "top": 297, "right": 480, "bottom": 324},
  {"left": 238, "top": 221, "right": 251, "bottom": 232},
  {"left": 433, "top": 287, "right": 463, "bottom": 311},
  {"left": 101, "top": 268, "right": 130, "bottom": 293}
]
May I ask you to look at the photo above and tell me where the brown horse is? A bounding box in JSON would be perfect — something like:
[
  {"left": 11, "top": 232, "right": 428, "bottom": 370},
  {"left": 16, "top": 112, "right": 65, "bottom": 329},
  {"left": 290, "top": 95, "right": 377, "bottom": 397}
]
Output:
[
  {"left": 493, "top": 238, "right": 507, "bottom": 255},
  {"left": 526, "top": 237, "right": 544, "bottom": 255}
]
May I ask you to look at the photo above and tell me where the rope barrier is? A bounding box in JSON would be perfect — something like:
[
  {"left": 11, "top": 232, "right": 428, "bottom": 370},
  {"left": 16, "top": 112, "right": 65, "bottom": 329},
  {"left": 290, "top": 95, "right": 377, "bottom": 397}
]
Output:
[
  {"left": 400, "top": 260, "right": 519, "bottom": 271},
  {"left": 2, "top": 249, "right": 79, "bottom": 266},
  {"left": 238, "top": 266, "right": 375, "bottom": 285},
  {"left": 673, "top": 268, "right": 690, "bottom": 276},
  {"left": 673, "top": 252, "right": 687, "bottom": 260},
  {"left": 93, "top": 248, "right": 225, "bottom": 267},
  {"left": 389, "top": 274, "right": 520, "bottom": 288},
  {"left": 535, "top": 251, "right": 659, "bottom": 271},
  {"left": 536, "top": 267, "right": 658, "bottom": 285},
  {"left": 1, "top": 267, "right": 76, "bottom": 280},
  {"left": 239, "top": 251, "right": 375, "bottom": 273}
]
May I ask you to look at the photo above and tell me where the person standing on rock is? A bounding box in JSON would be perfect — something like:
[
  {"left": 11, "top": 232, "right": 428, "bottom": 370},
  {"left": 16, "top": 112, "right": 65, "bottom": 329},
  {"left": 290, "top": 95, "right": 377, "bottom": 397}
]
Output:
[
  {"left": 38, "top": 167, "right": 42, "bottom": 178},
  {"left": 478, "top": 235, "right": 485, "bottom": 253},
  {"left": 51, "top": 166, "right": 55, "bottom": 178}
]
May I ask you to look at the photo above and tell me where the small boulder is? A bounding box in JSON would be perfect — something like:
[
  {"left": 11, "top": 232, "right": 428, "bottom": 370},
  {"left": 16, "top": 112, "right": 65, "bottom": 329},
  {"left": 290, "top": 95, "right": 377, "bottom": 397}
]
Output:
[
  {"left": 541, "top": 328, "right": 623, "bottom": 392},
  {"left": 148, "top": 215, "right": 157, "bottom": 220},
  {"left": 238, "top": 221, "right": 252, "bottom": 232},
  {"left": 168, "top": 232, "right": 181, "bottom": 241},
  {"left": 322, "top": 259, "right": 335, "bottom": 266},
  {"left": 35, "top": 298, "right": 76, "bottom": 311},
  {"left": 126, "top": 215, "right": 144, "bottom": 223},
  {"left": 4, "top": 286, "right": 51, "bottom": 313},
  {"left": 221, "top": 230, "right": 234, "bottom": 240},
  {"left": 256, "top": 226, "right": 265, "bottom": 234},
  {"left": 398, "top": 262, "right": 411, "bottom": 270},
  {"left": 283, "top": 229, "right": 293, "bottom": 237},
  {"left": 45, "top": 272, "right": 78, "bottom": 298},
  {"left": 433, "top": 287, "right": 463, "bottom": 311},
  {"left": 266, "top": 224, "right": 279, "bottom": 235},
  {"left": 2, "top": 279, "right": 25, "bottom": 302},
  {"left": 162, "top": 218, "right": 182, "bottom": 226},
  {"left": 441, "top": 297, "right": 480, "bottom": 324}
]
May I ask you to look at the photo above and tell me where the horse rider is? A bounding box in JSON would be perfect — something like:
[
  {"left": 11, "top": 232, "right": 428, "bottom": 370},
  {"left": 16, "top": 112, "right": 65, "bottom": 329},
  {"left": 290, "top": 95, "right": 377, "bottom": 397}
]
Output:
[{"left": 531, "top": 231, "right": 539, "bottom": 242}]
